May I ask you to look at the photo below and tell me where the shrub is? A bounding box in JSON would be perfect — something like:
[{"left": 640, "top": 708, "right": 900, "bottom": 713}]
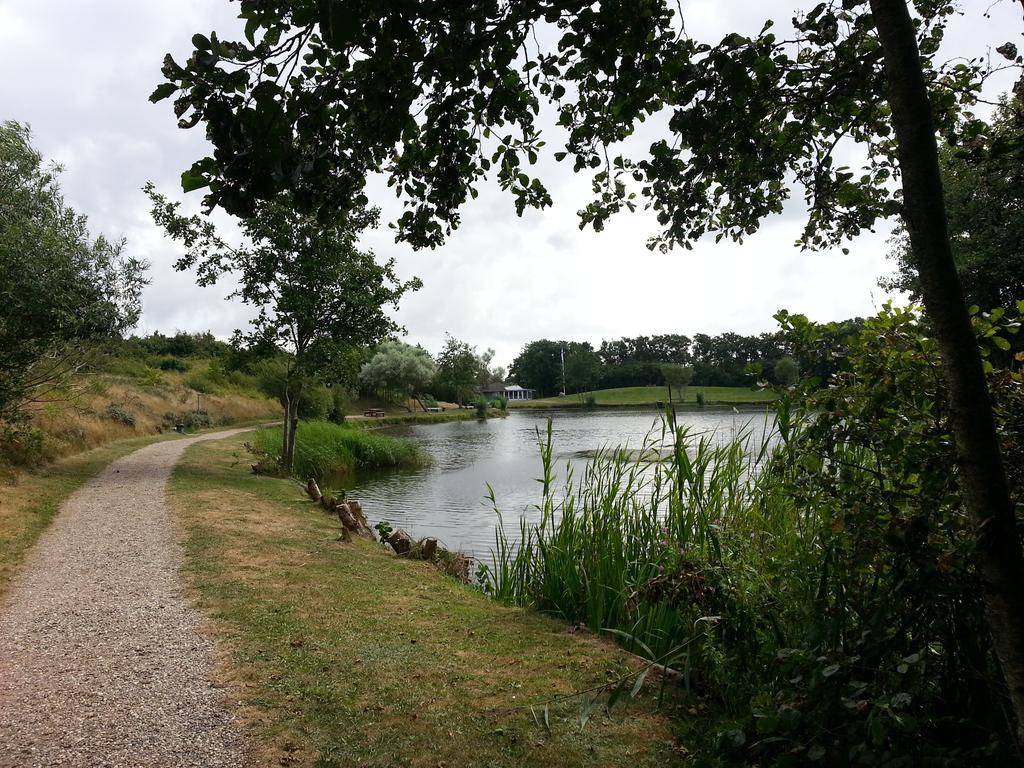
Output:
[
  {"left": 104, "top": 403, "right": 136, "bottom": 427},
  {"left": 474, "top": 397, "right": 489, "bottom": 418},
  {"left": 297, "top": 383, "right": 332, "bottom": 420},
  {"left": 155, "top": 356, "right": 191, "bottom": 372},
  {"left": 161, "top": 410, "right": 214, "bottom": 430},
  {"left": 0, "top": 424, "right": 48, "bottom": 468}
]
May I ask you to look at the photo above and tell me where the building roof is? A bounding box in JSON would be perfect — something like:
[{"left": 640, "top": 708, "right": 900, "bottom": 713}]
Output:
[{"left": 481, "top": 383, "right": 534, "bottom": 393}]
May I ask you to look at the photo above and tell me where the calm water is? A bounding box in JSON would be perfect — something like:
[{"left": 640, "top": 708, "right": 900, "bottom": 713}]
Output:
[{"left": 343, "top": 407, "right": 774, "bottom": 560}]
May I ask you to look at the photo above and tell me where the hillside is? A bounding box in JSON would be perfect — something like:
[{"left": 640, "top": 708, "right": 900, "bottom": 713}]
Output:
[{"left": 1, "top": 357, "right": 279, "bottom": 472}]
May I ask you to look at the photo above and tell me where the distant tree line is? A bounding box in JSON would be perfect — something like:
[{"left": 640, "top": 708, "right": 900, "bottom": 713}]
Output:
[{"left": 507, "top": 325, "right": 864, "bottom": 397}]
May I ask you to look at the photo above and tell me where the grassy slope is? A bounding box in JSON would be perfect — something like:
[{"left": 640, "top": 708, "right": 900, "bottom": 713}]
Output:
[
  {"left": 0, "top": 432, "right": 182, "bottom": 596},
  {"left": 23, "top": 363, "right": 278, "bottom": 466},
  {"left": 512, "top": 385, "right": 776, "bottom": 408},
  {"left": 170, "top": 435, "right": 687, "bottom": 768}
]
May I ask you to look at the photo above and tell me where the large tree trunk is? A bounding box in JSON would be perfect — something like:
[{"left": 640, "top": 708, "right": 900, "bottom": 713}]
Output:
[
  {"left": 870, "top": 0, "right": 1024, "bottom": 744},
  {"left": 280, "top": 393, "right": 292, "bottom": 471},
  {"left": 284, "top": 381, "right": 302, "bottom": 470}
]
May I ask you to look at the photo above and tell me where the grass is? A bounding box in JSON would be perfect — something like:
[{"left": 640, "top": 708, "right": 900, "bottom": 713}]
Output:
[
  {"left": 483, "top": 417, "right": 779, "bottom": 667},
  {"left": 510, "top": 386, "right": 777, "bottom": 409},
  {"left": 0, "top": 432, "right": 181, "bottom": 596},
  {"left": 355, "top": 409, "right": 492, "bottom": 426},
  {"left": 252, "top": 419, "right": 427, "bottom": 480},
  {"left": 169, "top": 435, "right": 688, "bottom": 767},
  {"left": 4, "top": 368, "right": 278, "bottom": 471}
]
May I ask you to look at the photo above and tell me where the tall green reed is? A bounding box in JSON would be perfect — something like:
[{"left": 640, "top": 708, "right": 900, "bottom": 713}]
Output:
[
  {"left": 483, "top": 411, "right": 789, "bottom": 675},
  {"left": 252, "top": 419, "right": 425, "bottom": 480}
]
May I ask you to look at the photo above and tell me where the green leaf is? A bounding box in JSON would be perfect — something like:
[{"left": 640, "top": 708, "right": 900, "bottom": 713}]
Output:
[
  {"left": 579, "top": 694, "right": 597, "bottom": 729},
  {"left": 606, "top": 678, "right": 629, "bottom": 710},
  {"left": 149, "top": 83, "right": 178, "bottom": 103},
  {"left": 629, "top": 668, "right": 649, "bottom": 698},
  {"left": 180, "top": 169, "right": 210, "bottom": 193},
  {"left": 192, "top": 33, "right": 211, "bottom": 51}
]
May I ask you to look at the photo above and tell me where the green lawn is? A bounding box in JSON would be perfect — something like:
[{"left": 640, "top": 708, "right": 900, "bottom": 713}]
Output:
[
  {"left": 170, "top": 435, "right": 687, "bottom": 767},
  {"left": 511, "top": 385, "right": 776, "bottom": 408}
]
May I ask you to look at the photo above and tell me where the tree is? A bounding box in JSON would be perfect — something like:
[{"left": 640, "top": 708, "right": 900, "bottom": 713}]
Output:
[
  {"left": 147, "top": 188, "right": 417, "bottom": 470},
  {"left": 157, "top": 0, "right": 1024, "bottom": 738},
  {"left": 358, "top": 341, "right": 435, "bottom": 406},
  {"left": 0, "top": 121, "right": 146, "bottom": 423},
  {"left": 508, "top": 340, "right": 564, "bottom": 397},
  {"left": 661, "top": 363, "right": 694, "bottom": 403},
  {"left": 432, "top": 334, "right": 480, "bottom": 405},
  {"left": 476, "top": 348, "right": 506, "bottom": 390},
  {"left": 564, "top": 346, "right": 602, "bottom": 394},
  {"left": 773, "top": 356, "right": 800, "bottom": 387},
  {"left": 882, "top": 97, "right": 1024, "bottom": 315}
]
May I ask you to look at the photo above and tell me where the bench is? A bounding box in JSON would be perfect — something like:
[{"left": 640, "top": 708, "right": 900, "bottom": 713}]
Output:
[
  {"left": 425, "top": 407, "right": 442, "bottom": 413},
  {"left": 363, "top": 408, "right": 386, "bottom": 417}
]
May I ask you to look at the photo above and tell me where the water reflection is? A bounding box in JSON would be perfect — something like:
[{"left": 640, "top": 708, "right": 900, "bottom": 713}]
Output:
[{"left": 342, "top": 407, "right": 774, "bottom": 560}]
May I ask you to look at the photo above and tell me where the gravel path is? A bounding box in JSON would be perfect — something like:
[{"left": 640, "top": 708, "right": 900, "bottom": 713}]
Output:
[{"left": 0, "top": 430, "right": 253, "bottom": 768}]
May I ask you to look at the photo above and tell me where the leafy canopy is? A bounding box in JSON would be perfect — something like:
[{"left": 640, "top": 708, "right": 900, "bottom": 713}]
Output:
[
  {"left": 155, "top": 0, "right": 1002, "bottom": 251},
  {"left": 358, "top": 341, "right": 436, "bottom": 403},
  {"left": 882, "top": 96, "right": 1024, "bottom": 313},
  {"left": 0, "top": 121, "right": 146, "bottom": 421},
  {"left": 146, "top": 185, "right": 418, "bottom": 376}
]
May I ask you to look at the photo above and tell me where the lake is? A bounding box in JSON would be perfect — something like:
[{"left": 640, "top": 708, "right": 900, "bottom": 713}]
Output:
[{"left": 343, "top": 407, "right": 775, "bottom": 560}]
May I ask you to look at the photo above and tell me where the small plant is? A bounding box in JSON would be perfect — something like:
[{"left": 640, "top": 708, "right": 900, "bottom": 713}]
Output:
[
  {"left": 104, "top": 403, "right": 136, "bottom": 427},
  {"left": 695, "top": 390, "right": 705, "bottom": 407},
  {"left": 374, "top": 519, "right": 393, "bottom": 544},
  {"left": 474, "top": 396, "right": 489, "bottom": 418},
  {"left": 475, "top": 562, "right": 493, "bottom": 594}
]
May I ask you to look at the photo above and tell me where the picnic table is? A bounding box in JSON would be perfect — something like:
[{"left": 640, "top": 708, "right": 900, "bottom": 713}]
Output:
[{"left": 363, "top": 408, "right": 386, "bottom": 417}]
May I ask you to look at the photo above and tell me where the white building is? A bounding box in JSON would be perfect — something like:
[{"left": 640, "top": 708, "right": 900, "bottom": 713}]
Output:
[{"left": 481, "top": 383, "right": 536, "bottom": 401}]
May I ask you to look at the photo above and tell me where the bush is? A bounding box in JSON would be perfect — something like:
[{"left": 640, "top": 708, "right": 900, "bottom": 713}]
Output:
[
  {"left": 474, "top": 397, "right": 489, "bottom": 418},
  {"left": 0, "top": 424, "right": 48, "bottom": 468},
  {"left": 161, "top": 410, "right": 214, "bottom": 430},
  {"left": 104, "top": 403, "right": 136, "bottom": 427},
  {"left": 155, "top": 356, "right": 191, "bottom": 372},
  {"left": 297, "top": 383, "right": 332, "bottom": 420}
]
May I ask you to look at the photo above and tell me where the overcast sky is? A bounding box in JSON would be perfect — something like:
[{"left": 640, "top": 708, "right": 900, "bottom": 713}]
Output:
[{"left": 2, "top": 1, "right": 1020, "bottom": 367}]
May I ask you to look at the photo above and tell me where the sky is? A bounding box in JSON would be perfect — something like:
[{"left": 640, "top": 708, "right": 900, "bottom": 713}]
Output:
[{"left": 1, "top": 0, "right": 1020, "bottom": 368}]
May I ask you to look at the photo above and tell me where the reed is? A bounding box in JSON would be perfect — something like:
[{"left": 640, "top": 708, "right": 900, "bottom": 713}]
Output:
[
  {"left": 482, "top": 412, "right": 803, "bottom": 693},
  {"left": 252, "top": 419, "right": 425, "bottom": 480}
]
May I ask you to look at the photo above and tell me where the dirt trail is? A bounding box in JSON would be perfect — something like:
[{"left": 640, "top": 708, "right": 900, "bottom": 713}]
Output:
[{"left": 0, "top": 429, "right": 253, "bottom": 768}]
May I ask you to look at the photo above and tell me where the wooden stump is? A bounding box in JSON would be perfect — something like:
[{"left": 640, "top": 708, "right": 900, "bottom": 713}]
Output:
[
  {"left": 305, "top": 477, "right": 322, "bottom": 503},
  {"left": 386, "top": 529, "right": 414, "bottom": 555},
  {"left": 421, "top": 538, "right": 438, "bottom": 561}
]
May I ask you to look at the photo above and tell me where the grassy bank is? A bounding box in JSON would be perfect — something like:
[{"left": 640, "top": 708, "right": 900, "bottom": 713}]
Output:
[
  {"left": 169, "top": 435, "right": 686, "bottom": 767},
  {"left": 510, "top": 385, "right": 776, "bottom": 409},
  {"left": 0, "top": 432, "right": 181, "bottom": 596},
  {"left": 252, "top": 420, "right": 426, "bottom": 480},
  {"left": 354, "top": 408, "right": 496, "bottom": 426},
  {"left": 2, "top": 361, "right": 278, "bottom": 471}
]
